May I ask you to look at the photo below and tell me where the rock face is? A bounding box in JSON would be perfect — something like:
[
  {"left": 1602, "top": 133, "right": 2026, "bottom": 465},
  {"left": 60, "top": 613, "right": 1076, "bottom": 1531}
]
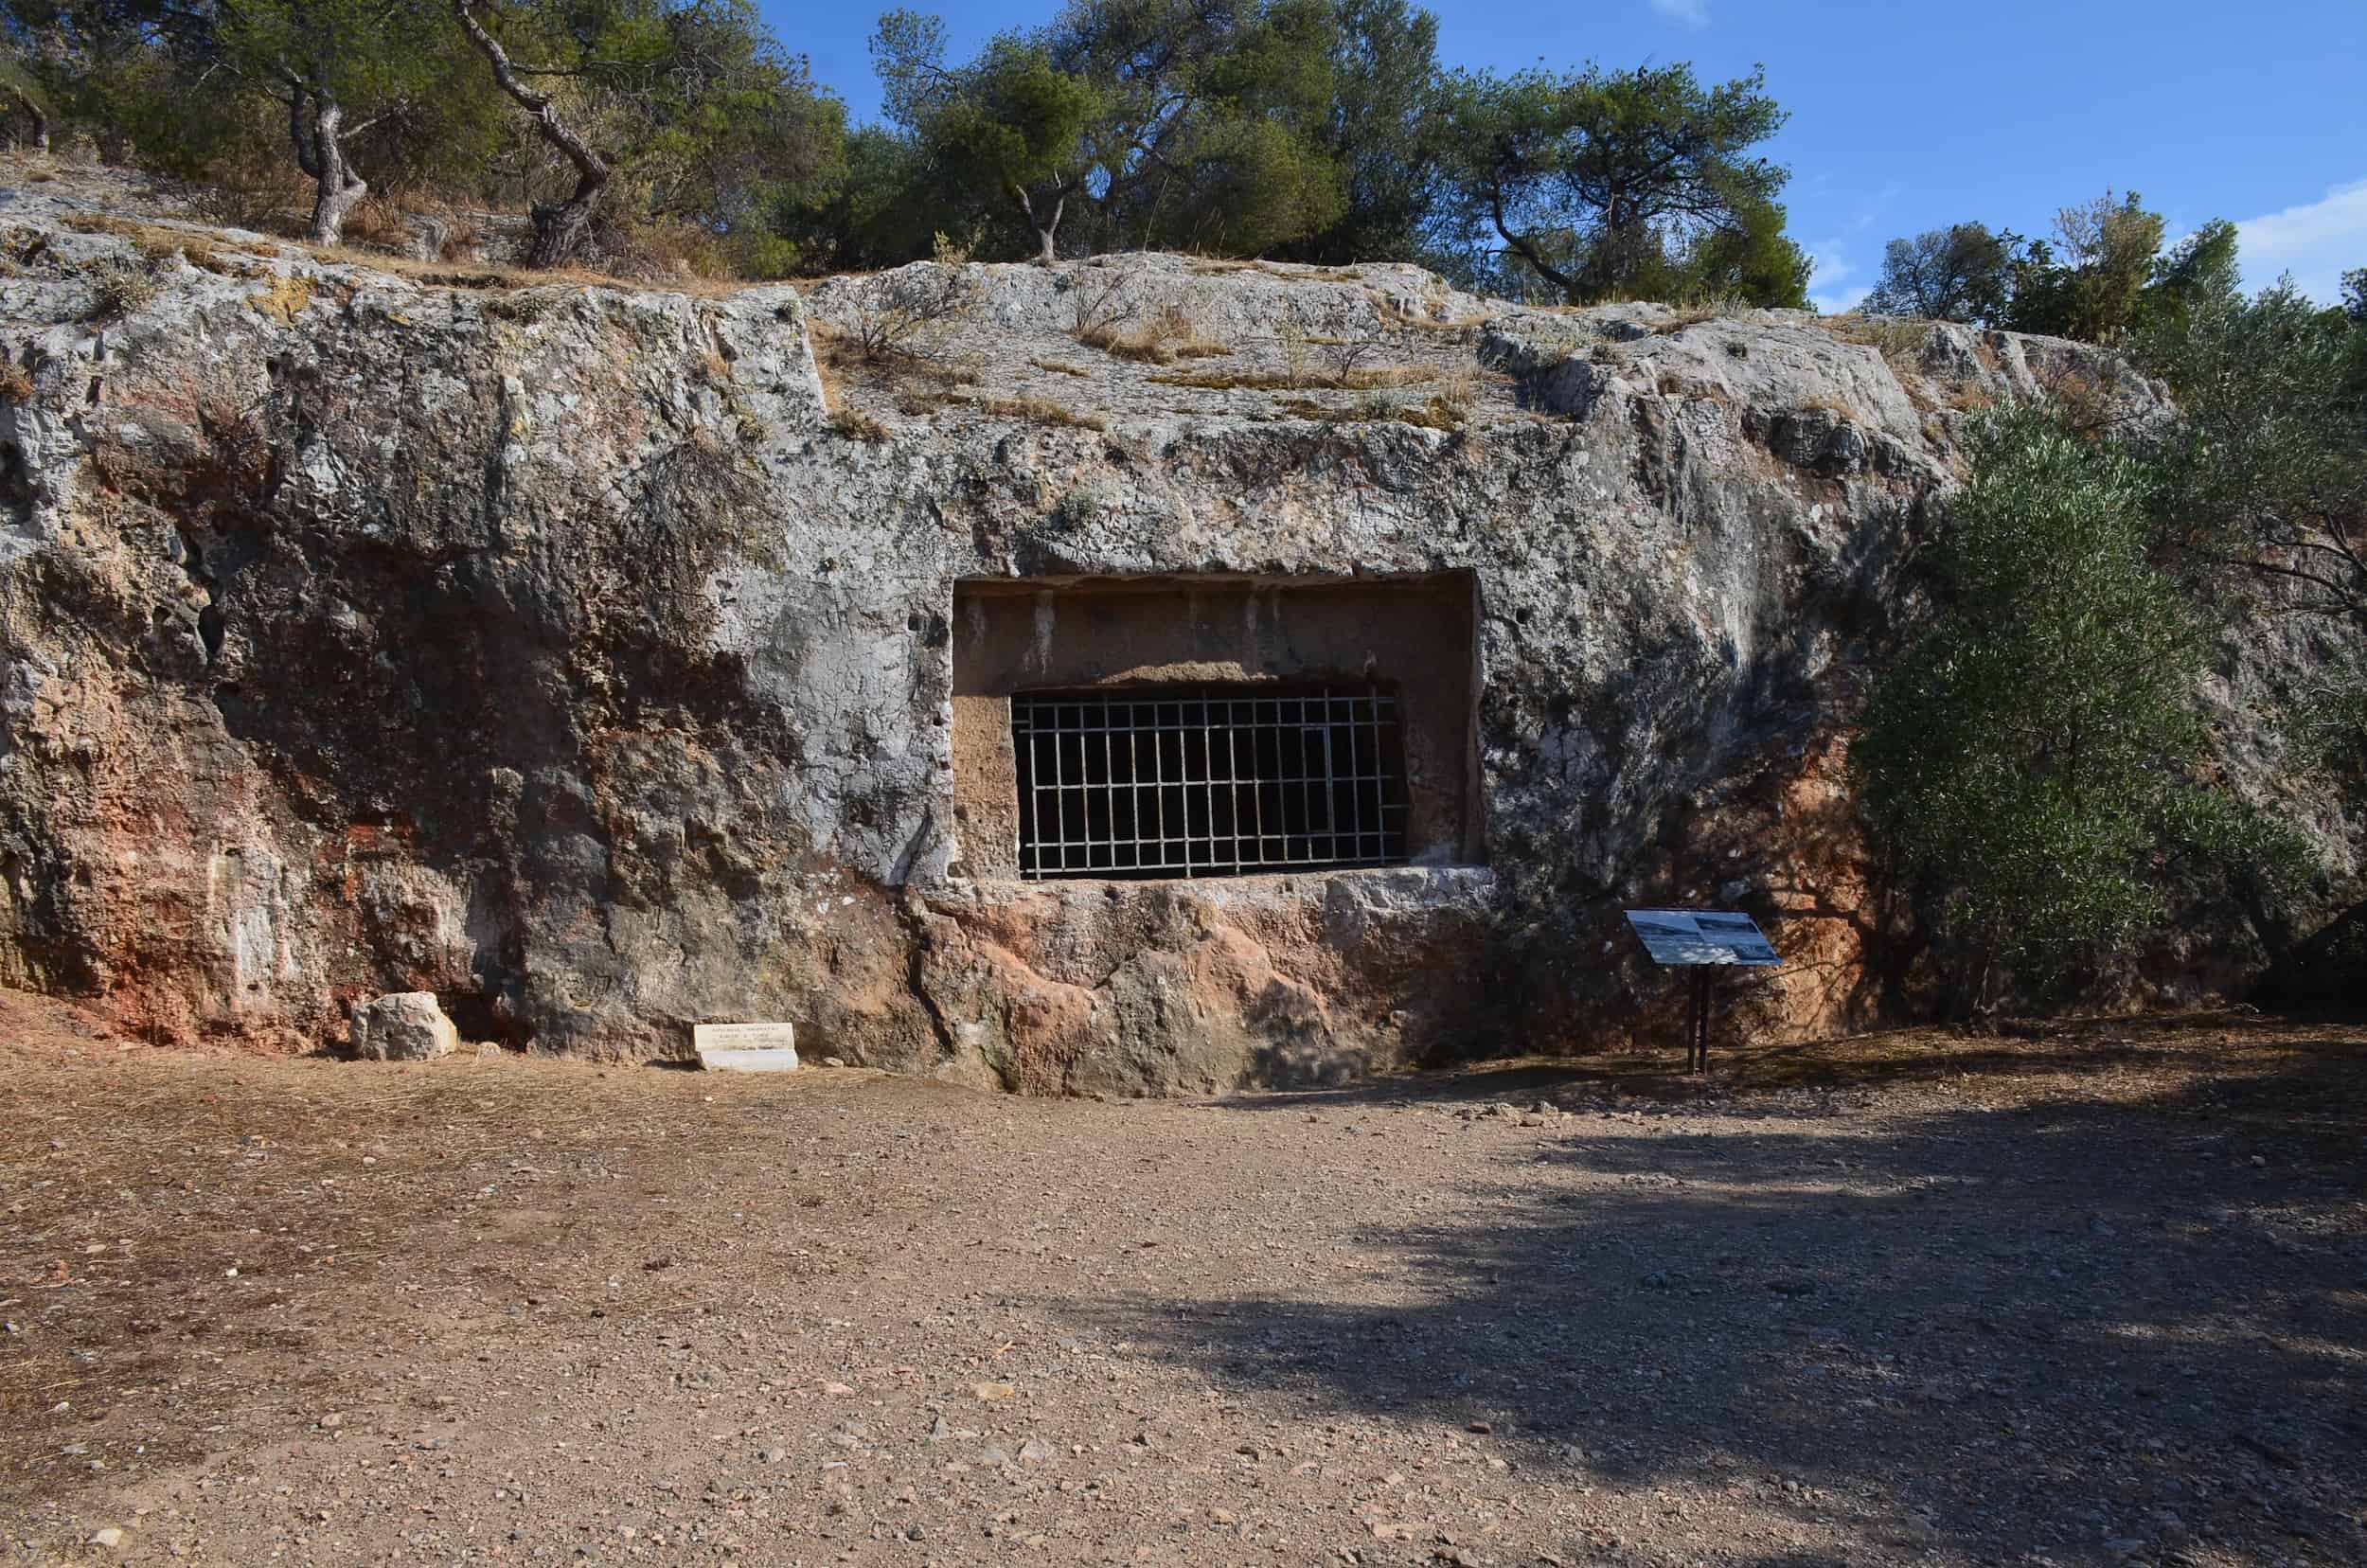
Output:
[
  {"left": 349, "top": 991, "right": 459, "bottom": 1061},
  {"left": 0, "top": 180, "right": 2353, "bottom": 1091}
]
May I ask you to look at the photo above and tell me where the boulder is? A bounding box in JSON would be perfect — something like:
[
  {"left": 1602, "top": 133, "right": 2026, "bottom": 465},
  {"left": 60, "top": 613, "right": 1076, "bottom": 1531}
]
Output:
[{"left": 350, "top": 992, "right": 459, "bottom": 1062}]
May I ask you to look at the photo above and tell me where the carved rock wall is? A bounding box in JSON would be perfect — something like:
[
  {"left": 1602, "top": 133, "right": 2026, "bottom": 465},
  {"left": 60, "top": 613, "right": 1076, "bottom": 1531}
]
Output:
[{"left": 0, "top": 191, "right": 2350, "bottom": 1090}]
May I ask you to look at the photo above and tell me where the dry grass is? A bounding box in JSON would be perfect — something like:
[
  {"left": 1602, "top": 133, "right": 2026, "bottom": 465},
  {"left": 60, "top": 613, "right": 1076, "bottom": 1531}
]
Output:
[
  {"left": 1079, "top": 304, "right": 1229, "bottom": 365},
  {"left": 1823, "top": 312, "right": 1932, "bottom": 365},
  {"left": 1433, "top": 365, "right": 1479, "bottom": 414},
  {"left": 1374, "top": 298, "right": 1490, "bottom": 333},
  {"left": 976, "top": 395, "right": 1108, "bottom": 433},
  {"left": 917, "top": 350, "right": 985, "bottom": 389},
  {"left": 79, "top": 254, "right": 159, "bottom": 321},
  {"left": 2037, "top": 361, "right": 2128, "bottom": 437},
  {"left": 1152, "top": 363, "right": 1439, "bottom": 393},
  {"left": 62, "top": 210, "right": 764, "bottom": 301},
  {"left": 825, "top": 407, "right": 890, "bottom": 443},
  {"left": 1270, "top": 392, "right": 1468, "bottom": 432},
  {"left": 1188, "top": 258, "right": 1368, "bottom": 285},
  {"left": 340, "top": 195, "right": 414, "bottom": 253}
]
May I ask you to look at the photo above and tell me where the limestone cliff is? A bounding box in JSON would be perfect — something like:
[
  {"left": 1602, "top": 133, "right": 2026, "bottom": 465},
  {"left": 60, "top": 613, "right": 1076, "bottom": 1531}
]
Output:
[{"left": 0, "top": 178, "right": 2351, "bottom": 1091}]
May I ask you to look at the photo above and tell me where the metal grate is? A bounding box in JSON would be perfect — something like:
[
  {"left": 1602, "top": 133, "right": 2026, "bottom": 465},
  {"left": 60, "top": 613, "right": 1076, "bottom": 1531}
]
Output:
[{"left": 1012, "top": 684, "right": 1410, "bottom": 880}]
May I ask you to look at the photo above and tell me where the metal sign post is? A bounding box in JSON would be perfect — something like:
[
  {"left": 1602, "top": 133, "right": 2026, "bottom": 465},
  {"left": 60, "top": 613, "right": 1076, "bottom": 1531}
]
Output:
[{"left": 1624, "top": 909, "right": 1781, "bottom": 1075}]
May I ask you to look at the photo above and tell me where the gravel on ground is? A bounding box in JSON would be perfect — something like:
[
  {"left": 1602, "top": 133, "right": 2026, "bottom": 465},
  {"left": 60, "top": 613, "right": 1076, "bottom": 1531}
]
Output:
[{"left": 2, "top": 988, "right": 2362, "bottom": 1567}]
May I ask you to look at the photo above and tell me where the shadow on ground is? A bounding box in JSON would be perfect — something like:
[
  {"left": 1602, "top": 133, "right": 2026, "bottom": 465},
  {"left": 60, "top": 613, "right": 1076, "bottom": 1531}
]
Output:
[{"left": 1079, "top": 1023, "right": 2367, "bottom": 1563}]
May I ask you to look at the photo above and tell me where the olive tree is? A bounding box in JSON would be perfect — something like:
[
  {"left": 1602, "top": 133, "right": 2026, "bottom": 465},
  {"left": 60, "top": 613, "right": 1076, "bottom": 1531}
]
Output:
[{"left": 1851, "top": 404, "right": 2300, "bottom": 1012}]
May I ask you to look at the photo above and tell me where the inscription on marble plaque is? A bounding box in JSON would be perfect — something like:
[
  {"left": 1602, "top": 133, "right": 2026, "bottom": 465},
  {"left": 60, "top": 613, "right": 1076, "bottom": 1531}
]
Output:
[{"left": 694, "top": 1022, "right": 799, "bottom": 1071}]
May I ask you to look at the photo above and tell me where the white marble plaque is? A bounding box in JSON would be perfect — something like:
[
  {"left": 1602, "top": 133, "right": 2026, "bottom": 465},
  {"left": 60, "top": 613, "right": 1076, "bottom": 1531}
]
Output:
[{"left": 694, "top": 1021, "right": 800, "bottom": 1072}]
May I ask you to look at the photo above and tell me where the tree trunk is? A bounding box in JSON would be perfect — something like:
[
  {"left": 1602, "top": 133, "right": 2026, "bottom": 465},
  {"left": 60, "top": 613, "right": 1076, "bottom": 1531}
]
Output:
[
  {"left": 525, "top": 194, "right": 598, "bottom": 270},
  {"left": 11, "top": 93, "right": 45, "bottom": 153},
  {"left": 454, "top": 0, "right": 612, "bottom": 270},
  {"left": 1486, "top": 170, "right": 1578, "bottom": 301},
  {"left": 305, "top": 95, "right": 366, "bottom": 246},
  {"left": 1011, "top": 186, "right": 1062, "bottom": 266}
]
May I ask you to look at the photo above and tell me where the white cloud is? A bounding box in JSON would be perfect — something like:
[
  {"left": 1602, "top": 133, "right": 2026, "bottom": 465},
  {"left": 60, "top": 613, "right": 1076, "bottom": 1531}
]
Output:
[
  {"left": 2234, "top": 178, "right": 2367, "bottom": 305},
  {"left": 1806, "top": 239, "right": 1868, "bottom": 314},
  {"left": 1649, "top": 0, "right": 1710, "bottom": 28},
  {"left": 1799, "top": 187, "right": 1897, "bottom": 315}
]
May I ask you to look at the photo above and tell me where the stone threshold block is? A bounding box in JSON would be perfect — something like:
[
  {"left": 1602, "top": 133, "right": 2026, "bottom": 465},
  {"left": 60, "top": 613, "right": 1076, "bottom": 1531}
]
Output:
[{"left": 693, "top": 1022, "right": 800, "bottom": 1072}]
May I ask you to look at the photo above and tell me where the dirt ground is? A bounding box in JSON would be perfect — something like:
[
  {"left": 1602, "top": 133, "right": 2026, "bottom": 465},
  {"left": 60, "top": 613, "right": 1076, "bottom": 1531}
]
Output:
[{"left": 2, "top": 989, "right": 2363, "bottom": 1568}]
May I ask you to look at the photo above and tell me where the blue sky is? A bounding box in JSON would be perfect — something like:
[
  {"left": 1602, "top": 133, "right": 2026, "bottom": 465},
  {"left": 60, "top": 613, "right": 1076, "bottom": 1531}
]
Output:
[{"left": 764, "top": 0, "right": 2367, "bottom": 308}]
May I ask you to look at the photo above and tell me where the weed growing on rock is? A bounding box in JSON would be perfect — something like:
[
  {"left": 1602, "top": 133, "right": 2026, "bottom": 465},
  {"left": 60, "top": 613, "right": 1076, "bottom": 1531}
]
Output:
[
  {"left": 1081, "top": 305, "right": 1229, "bottom": 365},
  {"left": 2034, "top": 360, "right": 2131, "bottom": 437},
  {"left": 486, "top": 291, "right": 560, "bottom": 326},
  {"left": 1433, "top": 365, "right": 1479, "bottom": 416},
  {"left": 80, "top": 254, "right": 159, "bottom": 320},
  {"left": 1271, "top": 393, "right": 1466, "bottom": 432},
  {"left": 1063, "top": 269, "right": 1135, "bottom": 343},
  {"left": 826, "top": 408, "right": 890, "bottom": 442},
  {"left": 979, "top": 396, "right": 1108, "bottom": 433},
  {"left": 838, "top": 268, "right": 978, "bottom": 365}
]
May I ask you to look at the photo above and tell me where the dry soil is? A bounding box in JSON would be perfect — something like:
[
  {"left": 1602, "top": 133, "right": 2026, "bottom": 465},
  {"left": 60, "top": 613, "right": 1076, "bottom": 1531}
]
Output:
[{"left": 3, "top": 989, "right": 2363, "bottom": 1568}]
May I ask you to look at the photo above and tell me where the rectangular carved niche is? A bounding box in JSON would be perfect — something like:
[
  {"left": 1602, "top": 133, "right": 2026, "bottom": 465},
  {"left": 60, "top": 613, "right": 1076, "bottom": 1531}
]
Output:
[{"left": 950, "top": 574, "right": 1481, "bottom": 882}]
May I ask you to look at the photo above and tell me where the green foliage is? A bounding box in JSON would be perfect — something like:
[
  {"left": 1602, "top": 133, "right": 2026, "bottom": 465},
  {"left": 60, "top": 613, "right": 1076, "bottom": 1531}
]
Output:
[
  {"left": 1265, "top": 0, "right": 1441, "bottom": 265},
  {"left": 1852, "top": 404, "right": 2293, "bottom": 1006},
  {"left": 2001, "top": 190, "right": 2165, "bottom": 340},
  {"left": 2145, "top": 217, "right": 2243, "bottom": 332},
  {"left": 867, "top": 0, "right": 1400, "bottom": 264},
  {"left": 1863, "top": 223, "right": 2018, "bottom": 324},
  {"left": 1676, "top": 194, "right": 1810, "bottom": 310},
  {"left": 768, "top": 123, "right": 940, "bottom": 274},
  {"left": 1433, "top": 60, "right": 1794, "bottom": 306},
  {"left": 1872, "top": 195, "right": 2248, "bottom": 344},
  {"left": 2134, "top": 278, "right": 2367, "bottom": 805},
  {"left": 6, "top": 0, "right": 845, "bottom": 272}
]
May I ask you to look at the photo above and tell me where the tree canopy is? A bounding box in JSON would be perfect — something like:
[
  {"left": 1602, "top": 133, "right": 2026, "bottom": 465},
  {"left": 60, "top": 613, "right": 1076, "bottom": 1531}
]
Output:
[
  {"left": 1851, "top": 405, "right": 2299, "bottom": 1011},
  {"left": 1862, "top": 195, "right": 2260, "bottom": 343},
  {"left": 1433, "top": 61, "right": 1806, "bottom": 307},
  {"left": 4, "top": 0, "right": 1825, "bottom": 288}
]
